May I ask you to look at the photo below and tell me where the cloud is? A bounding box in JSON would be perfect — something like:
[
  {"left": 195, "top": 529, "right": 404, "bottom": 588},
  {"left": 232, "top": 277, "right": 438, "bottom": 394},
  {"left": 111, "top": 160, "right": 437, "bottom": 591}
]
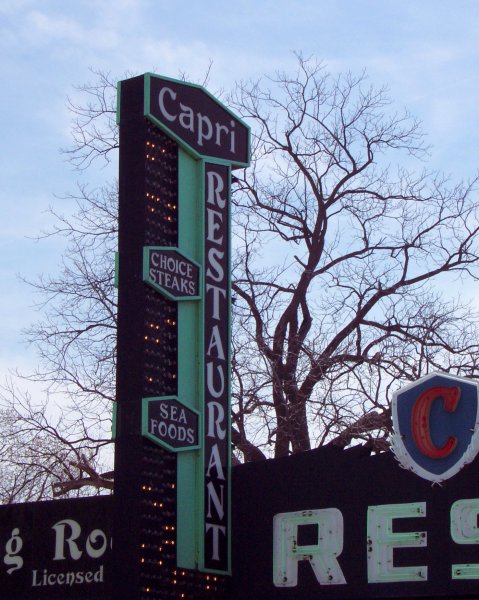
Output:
[
  {"left": 0, "top": 0, "right": 34, "bottom": 16},
  {"left": 25, "top": 10, "right": 119, "bottom": 49}
]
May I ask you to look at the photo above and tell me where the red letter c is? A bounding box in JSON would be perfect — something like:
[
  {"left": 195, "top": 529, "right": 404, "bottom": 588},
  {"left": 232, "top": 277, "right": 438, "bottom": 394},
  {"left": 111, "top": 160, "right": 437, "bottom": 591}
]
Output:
[{"left": 411, "top": 386, "right": 460, "bottom": 459}]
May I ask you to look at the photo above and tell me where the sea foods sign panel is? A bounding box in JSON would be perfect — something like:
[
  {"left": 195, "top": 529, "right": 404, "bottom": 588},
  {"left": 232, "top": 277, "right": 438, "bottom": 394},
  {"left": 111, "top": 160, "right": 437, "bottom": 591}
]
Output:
[
  {"left": 142, "top": 396, "right": 200, "bottom": 451},
  {"left": 0, "top": 496, "right": 112, "bottom": 599}
]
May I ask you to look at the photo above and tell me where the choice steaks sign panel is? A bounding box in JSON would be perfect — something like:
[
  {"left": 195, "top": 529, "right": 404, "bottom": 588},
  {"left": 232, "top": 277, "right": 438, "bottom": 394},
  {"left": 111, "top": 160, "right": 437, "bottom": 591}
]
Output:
[
  {"left": 143, "top": 247, "right": 201, "bottom": 300},
  {"left": 232, "top": 446, "right": 479, "bottom": 599},
  {"left": 203, "top": 163, "right": 230, "bottom": 573},
  {"left": 0, "top": 496, "right": 112, "bottom": 599}
]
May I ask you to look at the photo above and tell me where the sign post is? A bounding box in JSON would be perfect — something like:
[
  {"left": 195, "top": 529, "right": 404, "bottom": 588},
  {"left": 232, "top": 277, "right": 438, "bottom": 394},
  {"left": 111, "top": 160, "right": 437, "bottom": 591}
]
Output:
[{"left": 113, "top": 73, "right": 249, "bottom": 598}]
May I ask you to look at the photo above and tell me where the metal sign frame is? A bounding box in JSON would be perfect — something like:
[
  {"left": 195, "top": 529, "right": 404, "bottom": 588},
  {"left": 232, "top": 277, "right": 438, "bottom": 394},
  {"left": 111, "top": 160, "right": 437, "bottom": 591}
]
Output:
[
  {"left": 0, "top": 496, "right": 113, "bottom": 599},
  {"left": 231, "top": 445, "right": 479, "bottom": 599},
  {"left": 117, "top": 73, "right": 250, "bottom": 168}
]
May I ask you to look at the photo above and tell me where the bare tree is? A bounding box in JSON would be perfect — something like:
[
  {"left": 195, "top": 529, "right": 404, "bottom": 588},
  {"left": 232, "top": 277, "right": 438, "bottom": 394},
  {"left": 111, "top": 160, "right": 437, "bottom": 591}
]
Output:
[
  {"left": 63, "top": 69, "right": 119, "bottom": 170},
  {"left": 1, "top": 179, "right": 118, "bottom": 499},
  {"left": 0, "top": 383, "right": 113, "bottom": 503},
  {"left": 229, "top": 56, "right": 479, "bottom": 459},
  {"left": 3, "top": 57, "right": 479, "bottom": 499}
]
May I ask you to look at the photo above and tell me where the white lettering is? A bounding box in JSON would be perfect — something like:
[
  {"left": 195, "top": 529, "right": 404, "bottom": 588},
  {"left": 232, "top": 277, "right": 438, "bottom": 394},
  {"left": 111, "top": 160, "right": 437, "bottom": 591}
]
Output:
[
  {"left": 367, "top": 503, "right": 427, "bottom": 583},
  {"left": 207, "top": 171, "right": 226, "bottom": 208},
  {"left": 52, "top": 519, "right": 83, "bottom": 561},
  {"left": 207, "top": 401, "right": 226, "bottom": 440},
  {"left": 206, "top": 248, "right": 225, "bottom": 282},
  {"left": 160, "top": 403, "right": 168, "bottom": 419},
  {"left": 32, "top": 569, "right": 41, "bottom": 586},
  {"left": 197, "top": 113, "right": 213, "bottom": 146},
  {"left": 451, "top": 498, "right": 479, "bottom": 579},
  {"left": 158, "top": 87, "right": 177, "bottom": 122},
  {"left": 4, "top": 528, "right": 23, "bottom": 574},
  {"left": 215, "top": 122, "right": 229, "bottom": 147},
  {"left": 230, "top": 119, "right": 236, "bottom": 152},
  {"left": 205, "top": 523, "right": 226, "bottom": 561},
  {"left": 206, "top": 208, "right": 223, "bottom": 244},
  {"left": 273, "top": 508, "right": 346, "bottom": 587},
  {"left": 206, "top": 362, "right": 225, "bottom": 399},
  {"left": 207, "top": 325, "right": 225, "bottom": 360},
  {"left": 31, "top": 565, "right": 104, "bottom": 587},
  {"left": 85, "top": 530, "right": 107, "bottom": 559},
  {"left": 179, "top": 102, "right": 194, "bottom": 131},
  {"left": 206, "top": 443, "right": 226, "bottom": 480},
  {"left": 157, "top": 90, "right": 237, "bottom": 154},
  {"left": 269, "top": 498, "right": 479, "bottom": 589},
  {"left": 206, "top": 284, "right": 226, "bottom": 320},
  {"left": 206, "top": 481, "right": 225, "bottom": 520}
]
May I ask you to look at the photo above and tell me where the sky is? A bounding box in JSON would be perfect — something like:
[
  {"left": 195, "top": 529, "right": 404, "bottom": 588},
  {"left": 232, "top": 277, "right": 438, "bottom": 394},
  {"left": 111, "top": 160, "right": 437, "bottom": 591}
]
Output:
[{"left": 1, "top": 0, "right": 479, "bottom": 391}]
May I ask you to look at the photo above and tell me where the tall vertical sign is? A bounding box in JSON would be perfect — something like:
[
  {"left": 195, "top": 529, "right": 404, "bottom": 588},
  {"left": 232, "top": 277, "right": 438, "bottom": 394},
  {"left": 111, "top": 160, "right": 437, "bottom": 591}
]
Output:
[
  {"left": 203, "top": 164, "right": 231, "bottom": 572},
  {"left": 114, "top": 73, "right": 249, "bottom": 598}
]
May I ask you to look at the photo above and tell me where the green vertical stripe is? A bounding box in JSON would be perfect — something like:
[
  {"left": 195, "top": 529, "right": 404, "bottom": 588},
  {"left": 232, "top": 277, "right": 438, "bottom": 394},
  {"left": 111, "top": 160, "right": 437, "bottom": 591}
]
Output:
[{"left": 176, "top": 148, "right": 202, "bottom": 569}]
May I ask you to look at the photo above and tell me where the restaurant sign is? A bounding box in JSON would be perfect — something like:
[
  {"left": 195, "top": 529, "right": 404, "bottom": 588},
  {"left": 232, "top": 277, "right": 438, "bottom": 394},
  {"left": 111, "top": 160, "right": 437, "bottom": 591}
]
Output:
[
  {"left": 144, "top": 74, "right": 250, "bottom": 166},
  {"left": 231, "top": 373, "right": 479, "bottom": 599},
  {"left": 0, "top": 496, "right": 112, "bottom": 599}
]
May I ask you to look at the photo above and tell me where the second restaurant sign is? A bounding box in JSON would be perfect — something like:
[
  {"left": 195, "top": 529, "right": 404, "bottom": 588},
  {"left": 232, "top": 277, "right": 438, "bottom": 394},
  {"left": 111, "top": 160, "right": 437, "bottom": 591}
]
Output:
[{"left": 232, "top": 373, "right": 479, "bottom": 599}]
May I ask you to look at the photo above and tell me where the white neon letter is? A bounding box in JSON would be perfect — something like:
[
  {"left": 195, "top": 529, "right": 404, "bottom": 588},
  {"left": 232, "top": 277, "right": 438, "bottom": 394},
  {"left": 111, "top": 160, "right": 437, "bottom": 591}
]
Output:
[
  {"left": 367, "top": 502, "right": 427, "bottom": 583},
  {"left": 451, "top": 498, "right": 479, "bottom": 579},
  {"left": 273, "top": 508, "right": 346, "bottom": 587}
]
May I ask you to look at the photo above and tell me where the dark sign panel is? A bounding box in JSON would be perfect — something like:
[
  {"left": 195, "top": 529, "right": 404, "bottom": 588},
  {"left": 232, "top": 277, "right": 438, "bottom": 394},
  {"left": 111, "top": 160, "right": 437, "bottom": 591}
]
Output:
[
  {"left": 0, "top": 496, "right": 112, "bottom": 599},
  {"left": 146, "top": 74, "right": 250, "bottom": 167},
  {"left": 142, "top": 396, "right": 200, "bottom": 451},
  {"left": 203, "top": 163, "right": 231, "bottom": 573},
  {"left": 232, "top": 445, "right": 479, "bottom": 599},
  {"left": 143, "top": 246, "right": 201, "bottom": 300},
  {"left": 115, "top": 80, "right": 190, "bottom": 597}
]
